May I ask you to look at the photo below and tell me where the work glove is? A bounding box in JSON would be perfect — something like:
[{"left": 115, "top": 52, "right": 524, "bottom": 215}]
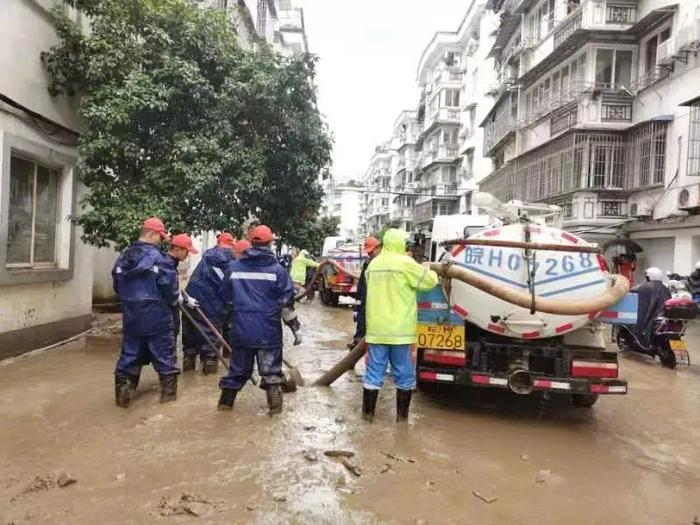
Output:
[{"left": 180, "top": 292, "right": 199, "bottom": 309}]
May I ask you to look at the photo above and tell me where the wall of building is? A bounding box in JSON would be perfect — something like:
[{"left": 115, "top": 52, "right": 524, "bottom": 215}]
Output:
[{"left": 0, "top": 0, "right": 92, "bottom": 358}]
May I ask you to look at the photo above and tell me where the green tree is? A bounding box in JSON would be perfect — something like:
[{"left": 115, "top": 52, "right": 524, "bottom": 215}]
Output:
[
  {"left": 43, "top": 0, "right": 332, "bottom": 249},
  {"left": 287, "top": 216, "right": 340, "bottom": 255}
]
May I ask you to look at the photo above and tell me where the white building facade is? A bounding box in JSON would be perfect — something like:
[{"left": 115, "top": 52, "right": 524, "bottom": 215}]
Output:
[
  {"left": 479, "top": 0, "right": 700, "bottom": 277},
  {"left": 320, "top": 177, "right": 363, "bottom": 240},
  {"left": 359, "top": 1, "right": 499, "bottom": 236},
  {"left": 0, "top": 1, "right": 93, "bottom": 358}
]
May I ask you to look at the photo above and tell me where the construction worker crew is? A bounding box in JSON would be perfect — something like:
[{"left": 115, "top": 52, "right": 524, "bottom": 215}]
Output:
[
  {"left": 181, "top": 232, "right": 236, "bottom": 374},
  {"left": 363, "top": 228, "right": 439, "bottom": 422},
  {"left": 217, "top": 225, "right": 294, "bottom": 414},
  {"left": 233, "top": 239, "right": 252, "bottom": 259},
  {"left": 112, "top": 219, "right": 197, "bottom": 408},
  {"left": 290, "top": 249, "right": 319, "bottom": 290}
]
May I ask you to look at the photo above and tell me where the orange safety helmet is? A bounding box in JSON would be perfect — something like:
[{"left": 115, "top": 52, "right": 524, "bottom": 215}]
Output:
[
  {"left": 363, "top": 236, "right": 381, "bottom": 255},
  {"left": 217, "top": 232, "right": 235, "bottom": 248},
  {"left": 142, "top": 217, "right": 170, "bottom": 240},
  {"left": 170, "top": 233, "right": 199, "bottom": 254},
  {"left": 249, "top": 225, "right": 273, "bottom": 244}
]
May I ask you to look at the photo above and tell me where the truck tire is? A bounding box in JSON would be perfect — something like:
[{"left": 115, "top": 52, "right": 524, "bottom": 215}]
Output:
[
  {"left": 320, "top": 287, "right": 332, "bottom": 306},
  {"left": 330, "top": 292, "right": 339, "bottom": 307},
  {"left": 572, "top": 394, "right": 599, "bottom": 408}
]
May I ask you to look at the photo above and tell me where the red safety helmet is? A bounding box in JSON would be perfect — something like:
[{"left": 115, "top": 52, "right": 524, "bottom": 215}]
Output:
[
  {"left": 142, "top": 217, "right": 170, "bottom": 240},
  {"left": 170, "top": 233, "right": 199, "bottom": 254},
  {"left": 363, "top": 236, "right": 381, "bottom": 255},
  {"left": 217, "top": 232, "right": 235, "bottom": 248},
  {"left": 249, "top": 225, "right": 273, "bottom": 244},
  {"left": 234, "top": 239, "right": 252, "bottom": 254}
]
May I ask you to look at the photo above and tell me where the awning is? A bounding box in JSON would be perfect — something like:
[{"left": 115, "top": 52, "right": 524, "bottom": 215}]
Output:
[
  {"left": 625, "top": 5, "right": 677, "bottom": 36},
  {"left": 680, "top": 95, "right": 700, "bottom": 107}
]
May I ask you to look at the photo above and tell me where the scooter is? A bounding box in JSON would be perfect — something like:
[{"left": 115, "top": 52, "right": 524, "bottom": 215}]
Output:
[{"left": 616, "top": 296, "right": 695, "bottom": 369}]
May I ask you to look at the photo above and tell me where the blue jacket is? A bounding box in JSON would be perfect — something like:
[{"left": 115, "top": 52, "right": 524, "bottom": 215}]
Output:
[
  {"left": 219, "top": 247, "right": 294, "bottom": 349},
  {"left": 112, "top": 242, "right": 179, "bottom": 336},
  {"left": 185, "top": 246, "right": 234, "bottom": 323},
  {"left": 162, "top": 253, "right": 181, "bottom": 335}
]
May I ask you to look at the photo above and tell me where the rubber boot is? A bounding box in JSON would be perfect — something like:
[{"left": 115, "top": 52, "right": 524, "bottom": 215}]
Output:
[
  {"left": 201, "top": 358, "right": 218, "bottom": 375},
  {"left": 128, "top": 372, "right": 140, "bottom": 390},
  {"left": 115, "top": 375, "right": 133, "bottom": 408},
  {"left": 159, "top": 374, "right": 178, "bottom": 403},
  {"left": 362, "top": 388, "right": 379, "bottom": 422},
  {"left": 182, "top": 354, "right": 196, "bottom": 372},
  {"left": 217, "top": 389, "right": 237, "bottom": 411},
  {"left": 396, "top": 389, "right": 412, "bottom": 422},
  {"left": 266, "top": 385, "right": 283, "bottom": 415}
]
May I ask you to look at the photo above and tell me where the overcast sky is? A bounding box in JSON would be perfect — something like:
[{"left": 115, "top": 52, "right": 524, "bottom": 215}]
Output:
[{"left": 294, "top": 0, "right": 469, "bottom": 182}]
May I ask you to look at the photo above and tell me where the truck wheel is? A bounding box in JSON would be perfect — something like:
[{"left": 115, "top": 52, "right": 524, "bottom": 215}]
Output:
[
  {"left": 321, "top": 288, "right": 332, "bottom": 306},
  {"left": 330, "top": 292, "right": 340, "bottom": 307},
  {"left": 572, "top": 394, "right": 599, "bottom": 408}
]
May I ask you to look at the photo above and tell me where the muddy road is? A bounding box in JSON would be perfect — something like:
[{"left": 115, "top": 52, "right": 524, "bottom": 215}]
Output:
[{"left": 1, "top": 300, "right": 700, "bottom": 524}]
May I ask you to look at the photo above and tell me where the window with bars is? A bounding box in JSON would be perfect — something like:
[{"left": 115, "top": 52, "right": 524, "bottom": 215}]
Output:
[
  {"left": 688, "top": 103, "right": 700, "bottom": 177},
  {"left": 257, "top": 1, "right": 268, "bottom": 38},
  {"left": 599, "top": 201, "right": 624, "bottom": 217}
]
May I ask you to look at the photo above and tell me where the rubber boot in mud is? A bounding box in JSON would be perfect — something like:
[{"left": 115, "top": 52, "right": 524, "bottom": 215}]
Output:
[
  {"left": 396, "top": 389, "right": 412, "bottom": 422},
  {"left": 182, "top": 354, "right": 196, "bottom": 372},
  {"left": 217, "top": 389, "right": 238, "bottom": 411},
  {"left": 128, "top": 372, "right": 140, "bottom": 390},
  {"left": 201, "top": 359, "right": 218, "bottom": 375},
  {"left": 362, "top": 388, "right": 378, "bottom": 422},
  {"left": 159, "top": 374, "right": 178, "bottom": 403},
  {"left": 266, "top": 385, "right": 283, "bottom": 415},
  {"left": 115, "top": 375, "right": 133, "bottom": 408}
]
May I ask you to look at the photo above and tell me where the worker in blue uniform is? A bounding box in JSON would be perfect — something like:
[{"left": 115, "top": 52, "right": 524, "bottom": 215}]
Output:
[
  {"left": 217, "top": 225, "right": 294, "bottom": 415},
  {"left": 112, "top": 219, "right": 198, "bottom": 407},
  {"left": 182, "top": 232, "right": 236, "bottom": 374}
]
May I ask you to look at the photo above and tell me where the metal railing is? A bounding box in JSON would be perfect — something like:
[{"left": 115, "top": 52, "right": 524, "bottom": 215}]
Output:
[
  {"left": 605, "top": 4, "right": 636, "bottom": 24},
  {"left": 484, "top": 112, "right": 517, "bottom": 153},
  {"left": 420, "top": 146, "right": 460, "bottom": 168},
  {"left": 601, "top": 103, "right": 632, "bottom": 122},
  {"left": 631, "top": 66, "right": 671, "bottom": 92},
  {"left": 553, "top": 10, "right": 582, "bottom": 48}
]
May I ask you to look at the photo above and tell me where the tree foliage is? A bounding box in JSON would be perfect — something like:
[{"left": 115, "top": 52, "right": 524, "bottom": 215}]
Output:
[
  {"left": 43, "top": 0, "right": 332, "bottom": 249},
  {"left": 288, "top": 216, "right": 340, "bottom": 256}
]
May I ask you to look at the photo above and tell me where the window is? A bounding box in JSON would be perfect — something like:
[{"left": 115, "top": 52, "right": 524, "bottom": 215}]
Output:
[
  {"left": 689, "top": 103, "right": 700, "bottom": 177},
  {"left": 257, "top": 1, "right": 268, "bottom": 38},
  {"left": 7, "top": 156, "right": 60, "bottom": 267},
  {"left": 444, "top": 89, "right": 460, "bottom": 107},
  {"left": 660, "top": 27, "right": 672, "bottom": 43},
  {"left": 443, "top": 128, "right": 459, "bottom": 145},
  {"left": 595, "top": 48, "right": 632, "bottom": 88}
]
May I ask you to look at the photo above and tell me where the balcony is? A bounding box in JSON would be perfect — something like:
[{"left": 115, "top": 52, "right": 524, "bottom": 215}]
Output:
[
  {"left": 484, "top": 112, "right": 517, "bottom": 155},
  {"left": 423, "top": 107, "right": 461, "bottom": 133},
  {"left": 430, "top": 68, "right": 464, "bottom": 91},
  {"left": 414, "top": 198, "right": 459, "bottom": 224},
  {"left": 420, "top": 145, "right": 460, "bottom": 169},
  {"left": 631, "top": 66, "right": 671, "bottom": 93},
  {"left": 415, "top": 184, "right": 460, "bottom": 205},
  {"left": 397, "top": 158, "right": 418, "bottom": 171},
  {"left": 521, "top": 0, "right": 637, "bottom": 83}
]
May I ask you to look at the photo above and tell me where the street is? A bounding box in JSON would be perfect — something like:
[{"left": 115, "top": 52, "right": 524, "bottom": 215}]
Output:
[{"left": 1, "top": 300, "right": 700, "bottom": 525}]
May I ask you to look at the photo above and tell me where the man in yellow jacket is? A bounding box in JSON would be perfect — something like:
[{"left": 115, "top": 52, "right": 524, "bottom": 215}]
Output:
[
  {"left": 363, "top": 228, "right": 439, "bottom": 422},
  {"left": 290, "top": 249, "right": 320, "bottom": 291}
]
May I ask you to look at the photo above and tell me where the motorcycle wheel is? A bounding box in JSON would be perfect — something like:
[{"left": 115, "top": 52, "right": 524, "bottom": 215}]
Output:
[{"left": 658, "top": 343, "right": 678, "bottom": 369}]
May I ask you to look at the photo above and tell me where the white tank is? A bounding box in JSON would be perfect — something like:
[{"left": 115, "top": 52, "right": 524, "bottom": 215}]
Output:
[{"left": 448, "top": 223, "right": 609, "bottom": 339}]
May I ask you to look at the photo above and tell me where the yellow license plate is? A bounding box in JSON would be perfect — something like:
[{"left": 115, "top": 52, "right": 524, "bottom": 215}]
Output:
[
  {"left": 670, "top": 339, "right": 687, "bottom": 351},
  {"left": 417, "top": 324, "right": 466, "bottom": 351}
]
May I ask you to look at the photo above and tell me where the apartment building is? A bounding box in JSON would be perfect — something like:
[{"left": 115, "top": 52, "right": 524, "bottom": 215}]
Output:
[
  {"left": 391, "top": 110, "right": 421, "bottom": 231},
  {"left": 320, "top": 176, "right": 363, "bottom": 240},
  {"left": 479, "top": 0, "right": 700, "bottom": 275},
  {"left": 359, "top": 1, "right": 498, "bottom": 236},
  {"left": 0, "top": 1, "right": 93, "bottom": 357},
  {"left": 361, "top": 144, "right": 396, "bottom": 234}
]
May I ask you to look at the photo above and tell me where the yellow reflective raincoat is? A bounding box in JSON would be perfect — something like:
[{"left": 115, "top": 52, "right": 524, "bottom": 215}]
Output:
[
  {"left": 290, "top": 249, "right": 320, "bottom": 284},
  {"left": 365, "top": 229, "right": 439, "bottom": 344}
]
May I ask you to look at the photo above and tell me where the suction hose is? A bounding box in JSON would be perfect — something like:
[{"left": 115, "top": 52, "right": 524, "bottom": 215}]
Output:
[{"left": 429, "top": 262, "right": 630, "bottom": 316}]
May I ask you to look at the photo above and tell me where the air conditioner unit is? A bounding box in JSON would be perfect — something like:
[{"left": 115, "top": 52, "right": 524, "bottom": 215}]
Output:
[
  {"left": 657, "top": 36, "right": 676, "bottom": 65},
  {"left": 677, "top": 185, "right": 700, "bottom": 212}
]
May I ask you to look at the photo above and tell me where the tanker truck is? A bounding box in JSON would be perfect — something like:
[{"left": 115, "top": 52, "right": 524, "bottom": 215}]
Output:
[{"left": 415, "top": 194, "right": 634, "bottom": 407}]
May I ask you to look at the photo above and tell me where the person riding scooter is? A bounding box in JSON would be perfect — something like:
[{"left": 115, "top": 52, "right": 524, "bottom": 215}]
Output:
[{"left": 628, "top": 267, "right": 671, "bottom": 350}]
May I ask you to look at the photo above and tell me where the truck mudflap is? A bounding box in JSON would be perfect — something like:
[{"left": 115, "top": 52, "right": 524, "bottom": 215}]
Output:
[{"left": 417, "top": 368, "right": 628, "bottom": 395}]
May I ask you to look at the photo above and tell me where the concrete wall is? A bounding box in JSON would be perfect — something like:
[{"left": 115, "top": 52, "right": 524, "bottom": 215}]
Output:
[{"left": 0, "top": 0, "right": 92, "bottom": 357}]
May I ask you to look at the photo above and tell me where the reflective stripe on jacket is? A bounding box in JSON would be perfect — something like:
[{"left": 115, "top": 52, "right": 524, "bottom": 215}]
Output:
[
  {"left": 365, "top": 229, "right": 439, "bottom": 345},
  {"left": 219, "top": 247, "right": 294, "bottom": 349}
]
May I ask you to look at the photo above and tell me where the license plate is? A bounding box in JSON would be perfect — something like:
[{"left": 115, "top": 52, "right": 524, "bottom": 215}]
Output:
[
  {"left": 670, "top": 339, "right": 687, "bottom": 351},
  {"left": 417, "top": 324, "right": 465, "bottom": 351}
]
